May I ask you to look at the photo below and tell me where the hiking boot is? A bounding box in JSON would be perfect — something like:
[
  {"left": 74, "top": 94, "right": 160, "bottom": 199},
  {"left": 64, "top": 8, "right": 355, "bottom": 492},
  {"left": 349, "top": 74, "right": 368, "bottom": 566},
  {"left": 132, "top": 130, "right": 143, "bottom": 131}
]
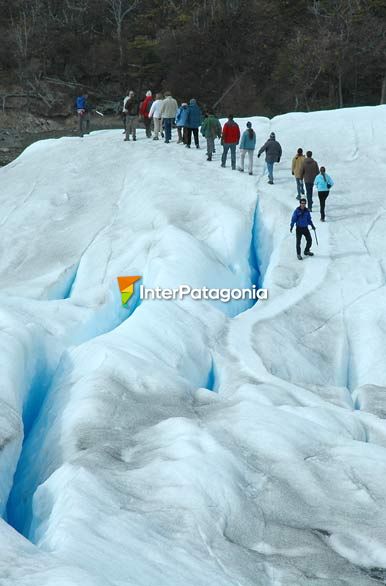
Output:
[
  {"left": 304, "top": 251, "right": 314, "bottom": 256},
  {"left": 321, "top": 218, "right": 325, "bottom": 222},
  {"left": 268, "top": 180, "right": 274, "bottom": 184},
  {"left": 196, "top": 145, "right": 200, "bottom": 149},
  {"left": 153, "top": 136, "right": 159, "bottom": 140},
  {"left": 249, "top": 172, "right": 253, "bottom": 176},
  {"left": 232, "top": 166, "right": 236, "bottom": 170},
  {"left": 221, "top": 164, "right": 225, "bottom": 168},
  {"left": 124, "top": 138, "right": 129, "bottom": 141},
  {"left": 238, "top": 168, "right": 244, "bottom": 172},
  {"left": 207, "top": 157, "right": 212, "bottom": 161},
  {"left": 297, "top": 254, "right": 303, "bottom": 260}
]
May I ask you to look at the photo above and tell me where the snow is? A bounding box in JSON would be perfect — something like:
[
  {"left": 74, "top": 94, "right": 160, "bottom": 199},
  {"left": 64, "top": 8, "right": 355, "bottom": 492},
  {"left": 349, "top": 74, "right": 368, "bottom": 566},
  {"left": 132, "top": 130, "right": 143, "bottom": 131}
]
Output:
[{"left": 1, "top": 106, "right": 386, "bottom": 585}]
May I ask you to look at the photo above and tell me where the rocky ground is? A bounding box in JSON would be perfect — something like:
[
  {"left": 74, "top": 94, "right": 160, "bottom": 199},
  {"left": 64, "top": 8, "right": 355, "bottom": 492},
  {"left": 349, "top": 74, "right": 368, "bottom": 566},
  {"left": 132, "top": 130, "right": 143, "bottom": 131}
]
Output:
[{"left": 0, "top": 111, "right": 123, "bottom": 166}]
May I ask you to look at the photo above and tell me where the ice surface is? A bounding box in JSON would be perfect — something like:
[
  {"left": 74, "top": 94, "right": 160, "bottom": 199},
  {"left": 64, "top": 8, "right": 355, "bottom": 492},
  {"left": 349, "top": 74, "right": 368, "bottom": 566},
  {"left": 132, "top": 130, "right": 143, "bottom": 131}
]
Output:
[{"left": 1, "top": 107, "right": 386, "bottom": 584}]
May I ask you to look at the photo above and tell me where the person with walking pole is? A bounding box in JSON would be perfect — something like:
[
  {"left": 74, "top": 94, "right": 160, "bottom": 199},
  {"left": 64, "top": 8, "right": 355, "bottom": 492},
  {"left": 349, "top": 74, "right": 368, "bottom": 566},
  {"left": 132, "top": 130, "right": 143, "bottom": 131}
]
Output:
[{"left": 290, "top": 198, "right": 316, "bottom": 260}]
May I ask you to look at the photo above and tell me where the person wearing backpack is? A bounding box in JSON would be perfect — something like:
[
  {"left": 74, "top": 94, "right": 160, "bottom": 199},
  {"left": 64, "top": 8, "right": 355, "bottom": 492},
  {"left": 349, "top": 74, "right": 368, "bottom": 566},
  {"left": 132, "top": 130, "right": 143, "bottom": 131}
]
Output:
[
  {"left": 123, "top": 91, "right": 139, "bottom": 141},
  {"left": 139, "top": 90, "right": 153, "bottom": 138},
  {"left": 290, "top": 198, "right": 316, "bottom": 260},
  {"left": 315, "top": 166, "right": 334, "bottom": 222},
  {"left": 175, "top": 102, "right": 189, "bottom": 144},
  {"left": 75, "top": 93, "right": 90, "bottom": 137},
  {"left": 238, "top": 121, "right": 256, "bottom": 175},
  {"left": 221, "top": 115, "right": 240, "bottom": 170},
  {"left": 300, "top": 151, "right": 319, "bottom": 211},
  {"left": 291, "top": 147, "right": 305, "bottom": 199},
  {"left": 257, "top": 132, "right": 282, "bottom": 184},
  {"left": 200, "top": 110, "right": 222, "bottom": 161}
]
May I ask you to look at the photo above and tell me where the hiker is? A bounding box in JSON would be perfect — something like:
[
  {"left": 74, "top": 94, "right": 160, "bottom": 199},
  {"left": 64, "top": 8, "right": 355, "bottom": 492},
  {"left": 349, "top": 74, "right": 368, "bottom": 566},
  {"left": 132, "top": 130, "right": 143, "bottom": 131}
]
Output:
[
  {"left": 290, "top": 198, "right": 316, "bottom": 260},
  {"left": 185, "top": 98, "right": 202, "bottom": 148},
  {"left": 175, "top": 102, "right": 189, "bottom": 143},
  {"left": 238, "top": 121, "right": 256, "bottom": 175},
  {"left": 300, "top": 151, "right": 319, "bottom": 211},
  {"left": 160, "top": 91, "right": 178, "bottom": 143},
  {"left": 257, "top": 132, "right": 282, "bottom": 184},
  {"left": 123, "top": 91, "right": 139, "bottom": 141},
  {"left": 148, "top": 93, "right": 164, "bottom": 140},
  {"left": 315, "top": 166, "right": 334, "bottom": 222},
  {"left": 75, "top": 93, "right": 90, "bottom": 137},
  {"left": 139, "top": 90, "right": 153, "bottom": 138},
  {"left": 291, "top": 147, "right": 305, "bottom": 199},
  {"left": 200, "top": 110, "right": 222, "bottom": 161},
  {"left": 221, "top": 115, "right": 240, "bottom": 170}
]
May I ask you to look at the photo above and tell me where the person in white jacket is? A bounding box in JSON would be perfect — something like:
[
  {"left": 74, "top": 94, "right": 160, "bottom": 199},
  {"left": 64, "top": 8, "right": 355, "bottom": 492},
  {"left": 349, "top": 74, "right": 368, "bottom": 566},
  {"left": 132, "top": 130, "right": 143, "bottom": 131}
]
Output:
[
  {"left": 314, "top": 166, "right": 334, "bottom": 222},
  {"left": 160, "top": 91, "right": 178, "bottom": 143},
  {"left": 149, "top": 93, "right": 164, "bottom": 140}
]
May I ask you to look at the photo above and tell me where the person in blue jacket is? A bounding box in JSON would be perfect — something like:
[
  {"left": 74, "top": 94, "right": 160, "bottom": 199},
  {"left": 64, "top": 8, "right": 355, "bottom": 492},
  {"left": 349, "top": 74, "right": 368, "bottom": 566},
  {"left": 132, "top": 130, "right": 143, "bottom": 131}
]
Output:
[
  {"left": 75, "top": 93, "right": 90, "bottom": 137},
  {"left": 175, "top": 102, "right": 188, "bottom": 144},
  {"left": 185, "top": 98, "right": 202, "bottom": 148},
  {"left": 290, "top": 198, "right": 316, "bottom": 260},
  {"left": 238, "top": 121, "right": 256, "bottom": 175},
  {"left": 314, "top": 166, "right": 334, "bottom": 222}
]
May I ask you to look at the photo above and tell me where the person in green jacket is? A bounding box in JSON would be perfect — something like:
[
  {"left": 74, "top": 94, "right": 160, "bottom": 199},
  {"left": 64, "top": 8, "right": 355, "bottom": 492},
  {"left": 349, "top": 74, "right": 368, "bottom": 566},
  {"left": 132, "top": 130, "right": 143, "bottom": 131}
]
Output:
[{"left": 201, "top": 110, "right": 222, "bottom": 161}]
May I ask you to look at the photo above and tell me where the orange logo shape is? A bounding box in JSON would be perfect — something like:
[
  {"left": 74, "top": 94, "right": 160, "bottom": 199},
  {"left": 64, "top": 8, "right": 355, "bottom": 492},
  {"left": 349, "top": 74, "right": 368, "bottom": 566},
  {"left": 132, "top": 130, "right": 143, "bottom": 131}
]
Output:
[{"left": 117, "top": 276, "right": 141, "bottom": 305}]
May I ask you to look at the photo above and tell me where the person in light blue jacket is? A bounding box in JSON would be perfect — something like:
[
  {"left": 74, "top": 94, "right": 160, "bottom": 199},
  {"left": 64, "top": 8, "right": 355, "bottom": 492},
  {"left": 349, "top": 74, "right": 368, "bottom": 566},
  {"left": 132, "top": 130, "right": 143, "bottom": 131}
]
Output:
[
  {"left": 314, "top": 166, "right": 334, "bottom": 222},
  {"left": 238, "top": 122, "right": 256, "bottom": 175},
  {"left": 175, "top": 103, "right": 188, "bottom": 144}
]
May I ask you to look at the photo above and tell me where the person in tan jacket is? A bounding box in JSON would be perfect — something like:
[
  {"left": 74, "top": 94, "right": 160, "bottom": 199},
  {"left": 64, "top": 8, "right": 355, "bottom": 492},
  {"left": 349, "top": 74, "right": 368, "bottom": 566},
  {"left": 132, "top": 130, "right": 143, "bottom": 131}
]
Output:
[{"left": 292, "top": 148, "right": 305, "bottom": 200}]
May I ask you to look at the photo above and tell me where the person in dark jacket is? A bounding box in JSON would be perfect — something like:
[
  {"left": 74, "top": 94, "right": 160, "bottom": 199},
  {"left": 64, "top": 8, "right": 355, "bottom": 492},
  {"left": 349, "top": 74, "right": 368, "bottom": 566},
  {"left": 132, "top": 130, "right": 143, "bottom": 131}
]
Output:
[
  {"left": 139, "top": 90, "right": 153, "bottom": 138},
  {"left": 175, "top": 102, "right": 189, "bottom": 144},
  {"left": 185, "top": 98, "right": 202, "bottom": 148},
  {"left": 300, "top": 151, "right": 319, "bottom": 211},
  {"left": 257, "top": 132, "right": 282, "bottom": 184},
  {"left": 123, "top": 91, "right": 139, "bottom": 141},
  {"left": 290, "top": 198, "right": 316, "bottom": 260},
  {"left": 221, "top": 115, "right": 240, "bottom": 170},
  {"left": 201, "top": 111, "right": 222, "bottom": 161},
  {"left": 75, "top": 93, "right": 90, "bottom": 137}
]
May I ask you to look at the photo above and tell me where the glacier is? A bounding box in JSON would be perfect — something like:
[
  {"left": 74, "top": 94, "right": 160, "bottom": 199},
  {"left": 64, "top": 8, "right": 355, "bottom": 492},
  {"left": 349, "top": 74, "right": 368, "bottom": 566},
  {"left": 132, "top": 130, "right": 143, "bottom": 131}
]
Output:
[{"left": 0, "top": 107, "right": 386, "bottom": 585}]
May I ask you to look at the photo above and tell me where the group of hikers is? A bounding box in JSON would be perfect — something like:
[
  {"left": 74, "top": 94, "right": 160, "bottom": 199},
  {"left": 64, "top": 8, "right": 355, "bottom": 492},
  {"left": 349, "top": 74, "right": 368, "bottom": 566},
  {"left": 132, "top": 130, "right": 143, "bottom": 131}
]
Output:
[{"left": 75, "top": 90, "right": 335, "bottom": 261}]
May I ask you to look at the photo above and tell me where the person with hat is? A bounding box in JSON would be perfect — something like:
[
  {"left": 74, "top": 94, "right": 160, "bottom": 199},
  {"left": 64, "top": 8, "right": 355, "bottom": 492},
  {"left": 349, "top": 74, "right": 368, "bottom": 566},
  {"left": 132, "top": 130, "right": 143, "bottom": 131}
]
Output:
[
  {"left": 239, "top": 121, "right": 256, "bottom": 175},
  {"left": 200, "top": 110, "right": 222, "bottom": 161},
  {"left": 139, "top": 90, "right": 153, "bottom": 138},
  {"left": 123, "top": 90, "right": 139, "bottom": 141},
  {"left": 257, "top": 131, "right": 282, "bottom": 184},
  {"left": 290, "top": 198, "right": 316, "bottom": 260},
  {"left": 175, "top": 102, "right": 189, "bottom": 144},
  {"left": 300, "top": 150, "right": 319, "bottom": 211}
]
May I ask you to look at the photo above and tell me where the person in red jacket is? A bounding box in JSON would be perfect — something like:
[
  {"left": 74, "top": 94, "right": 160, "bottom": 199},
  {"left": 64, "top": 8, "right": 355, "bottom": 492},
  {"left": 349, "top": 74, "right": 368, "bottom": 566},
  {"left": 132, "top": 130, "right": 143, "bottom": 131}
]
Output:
[
  {"left": 139, "top": 90, "right": 153, "bottom": 138},
  {"left": 221, "top": 115, "right": 240, "bottom": 170}
]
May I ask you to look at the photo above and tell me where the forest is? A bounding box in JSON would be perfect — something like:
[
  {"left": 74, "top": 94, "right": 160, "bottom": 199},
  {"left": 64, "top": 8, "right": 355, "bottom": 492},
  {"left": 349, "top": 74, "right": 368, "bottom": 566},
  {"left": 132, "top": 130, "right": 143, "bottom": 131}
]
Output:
[{"left": 0, "top": 0, "right": 385, "bottom": 117}]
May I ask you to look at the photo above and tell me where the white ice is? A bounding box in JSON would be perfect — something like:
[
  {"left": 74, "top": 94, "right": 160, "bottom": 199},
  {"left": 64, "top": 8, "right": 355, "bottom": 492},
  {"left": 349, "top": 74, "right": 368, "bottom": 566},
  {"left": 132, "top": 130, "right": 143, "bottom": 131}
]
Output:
[{"left": 0, "top": 106, "right": 386, "bottom": 585}]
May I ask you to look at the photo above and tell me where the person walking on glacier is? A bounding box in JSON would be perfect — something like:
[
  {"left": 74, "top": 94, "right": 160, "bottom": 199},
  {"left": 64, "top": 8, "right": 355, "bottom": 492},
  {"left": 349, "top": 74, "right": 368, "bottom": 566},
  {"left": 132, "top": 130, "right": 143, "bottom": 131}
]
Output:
[
  {"left": 175, "top": 102, "right": 189, "bottom": 143},
  {"left": 291, "top": 147, "right": 305, "bottom": 199},
  {"left": 139, "top": 90, "right": 153, "bottom": 138},
  {"left": 290, "top": 198, "right": 316, "bottom": 260},
  {"left": 160, "top": 91, "right": 178, "bottom": 143},
  {"left": 200, "top": 110, "right": 222, "bottom": 161},
  {"left": 315, "top": 166, "right": 334, "bottom": 222},
  {"left": 148, "top": 93, "right": 164, "bottom": 140},
  {"left": 257, "top": 132, "right": 282, "bottom": 184},
  {"left": 185, "top": 98, "right": 202, "bottom": 148},
  {"left": 300, "top": 150, "right": 319, "bottom": 211},
  {"left": 75, "top": 92, "right": 91, "bottom": 137},
  {"left": 123, "top": 91, "right": 139, "bottom": 141},
  {"left": 221, "top": 115, "right": 240, "bottom": 170},
  {"left": 238, "top": 121, "right": 256, "bottom": 175}
]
